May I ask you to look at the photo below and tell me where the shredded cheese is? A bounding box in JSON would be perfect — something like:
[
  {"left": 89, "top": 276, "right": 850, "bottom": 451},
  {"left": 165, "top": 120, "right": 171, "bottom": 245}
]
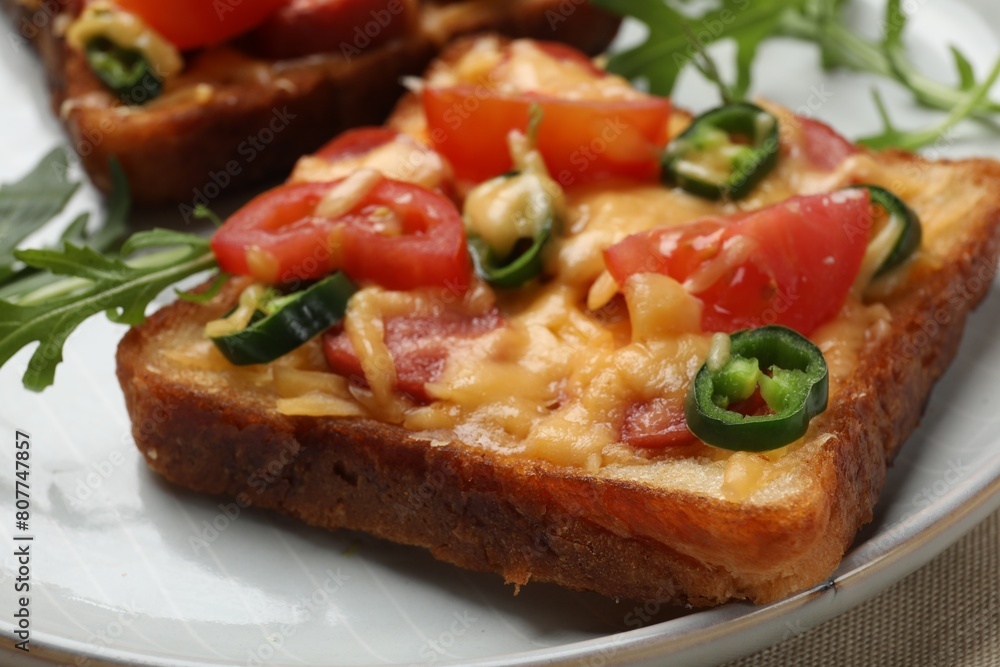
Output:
[
  {"left": 586, "top": 270, "right": 619, "bottom": 311},
  {"left": 683, "top": 234, "right": 757, "bottom": 294},
  {"left": 291, "top": 140, "right": 451, "bottom": 192},
  {"left": 314, "top": 169, "right": 383, "bottom": 220},
  {"left": 203, "top": 284, "right": 267, "bottom": 339},
  {"left": 624, "top": 273, "right": 702, "bottom": 342},
  {"left": 66, "top": 2, "right": 183, "bottom": 80}
]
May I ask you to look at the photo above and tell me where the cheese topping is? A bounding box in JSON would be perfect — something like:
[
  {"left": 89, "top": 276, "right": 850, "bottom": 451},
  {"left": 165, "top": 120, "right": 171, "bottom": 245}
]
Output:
[
  {"left": 204, "top": 283, "right": 267, "bottom": 338},
  {"left": 314, "top": 169, "right": 384, "bottom": 220},
  {"left": 67, "top": 2, "right": 183, "bottom": 80},
  {"left": 290, "top": 139, "right": 452, "bottom": 192}
]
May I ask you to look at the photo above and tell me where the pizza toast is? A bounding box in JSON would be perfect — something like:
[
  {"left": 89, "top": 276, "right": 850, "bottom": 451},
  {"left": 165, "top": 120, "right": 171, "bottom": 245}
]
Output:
[{"left": 115, "top": 37, "right": 1000, "bottom": 605}]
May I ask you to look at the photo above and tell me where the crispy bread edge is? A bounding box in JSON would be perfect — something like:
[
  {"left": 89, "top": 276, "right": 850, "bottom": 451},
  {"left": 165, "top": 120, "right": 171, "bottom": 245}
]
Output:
[
  {"left": 115, "top": 152, "right": 1000, "bottom": 605},
  {"left": 3, "top": 0, "right": 620, "bottom": 205}
]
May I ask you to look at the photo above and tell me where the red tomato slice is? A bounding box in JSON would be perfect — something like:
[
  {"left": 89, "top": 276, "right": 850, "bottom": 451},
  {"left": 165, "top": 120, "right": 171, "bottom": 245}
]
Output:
[
  {"left": 422, "top": 42, "right": 670, "bottom": 185},
  {"left": 314, "top": 127, "right": 400, "bottom": 161},
  {"left": 247, "top": 0, "right": 417, "bottom": 59},
  {"left": 323, "top": 308, "right": 504, "bottom": 402},
  {"left": 211, "top": 178, "right": 471, "bottom": 291},
  {"left": 797, "top": 116, "right": 859, "bottom": 171},
  {"left": 424, "top": 88, "right": 671, "bottom": 186},
  {"left": 116, "top": 0, "right": 285, "bottom": 50},
  {"left": 604, "top": 191, "right": 873, "bottom": 335}
]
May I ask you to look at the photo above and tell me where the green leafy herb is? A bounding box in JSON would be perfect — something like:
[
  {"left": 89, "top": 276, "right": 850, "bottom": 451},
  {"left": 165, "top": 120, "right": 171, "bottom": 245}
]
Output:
[
  {"left": 0, "top": 230, "right": 218, "bottom": 391},
  {"left": 0, "top": 158, "right": 130, "bottom": 300},
  {"left": 193, "top": 204, "right": 225, "bottom": 228},
  {"left": 594, "top": 0, "right": 803, "bottom": 99},
  {"left": 591, "top": 0, "right": 1000, "bottom": 150},
  {"left": 86, "top": 158, "right": 130, "bottom": 253},
  {"left": 177, "top": 271, "right": 230, "bottom": 303},
  {"left": 0, "top": 147, "right": 79, "bottom": 284},
  {"left": 680, "top": 23, "right": 738, "bottom": 105},
  {"left": 860, "top": 57, "right": 1000, "bottom": 150}
]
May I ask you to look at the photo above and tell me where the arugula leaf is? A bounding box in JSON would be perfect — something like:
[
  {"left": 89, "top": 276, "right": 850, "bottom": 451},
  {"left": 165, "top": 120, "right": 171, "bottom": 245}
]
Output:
[
  {"left": 0, "top": 158, "right": 131, "bottom": 299},
  {"left": 881, "top": 0, "right": 905, "bottom": 53},
  {"left": 0, "top": 229, "right": 218, "bottom": 391},
  {"left": 593, "top": 0, "right": 1000, "bottom": 150},
  {"left": 860, "top": 57, "right": 1000, "bottom": 150},
  {"left": 86, "top": 158, "right": 130, "bottom": 253},
  {"left": 680, "top": 23, "right": 738, "bottom": 104},
  {"left": 59, "top": 213, "right": 92, "bottom": 247},
  {"left": 194, "top": 204, "right": 225, "bottom": 228},
  {"left": 782, "top": 1, "right": 1000, "bottom": 119},
  {"left": 0, "top": 147, "right": 79, "bottom": 284},
  {"left": 951, "top": 47, "right": 976, "bottom": 92},
  {"left": 177, "top": 271, "right": 230, "bottom": 303},
  {"left": 594, "top": 0, "right": 805, "bottom": 98}
]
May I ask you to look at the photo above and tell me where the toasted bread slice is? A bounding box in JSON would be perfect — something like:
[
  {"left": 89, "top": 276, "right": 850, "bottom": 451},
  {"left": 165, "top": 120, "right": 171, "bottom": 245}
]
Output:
[
  {"left": 4, "top": 0, "right": 618, "bottom": 205},
  {"left": 115, "top": 38, "right": 1000, "bottom": 605}
]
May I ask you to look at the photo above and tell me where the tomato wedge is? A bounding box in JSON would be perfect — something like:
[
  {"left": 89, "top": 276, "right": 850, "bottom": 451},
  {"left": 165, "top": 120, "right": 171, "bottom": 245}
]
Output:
[
  {"left": 211, "top": 178, "right": 471, "bottom": 291},
  {"left": 422, "top": 42, "right": 671, "bottom": 185},
  {"left": 248, "top": 0, "right": 417, "bottom": 59},
  {"left": 423, "top": 91, "right": 670, "bottom": 186},
  {"left": 604, "top": 191, "right": 873, "bottom": 335},
  {"left": 116, "top": 0, "right": 285, "bottom": 50}
]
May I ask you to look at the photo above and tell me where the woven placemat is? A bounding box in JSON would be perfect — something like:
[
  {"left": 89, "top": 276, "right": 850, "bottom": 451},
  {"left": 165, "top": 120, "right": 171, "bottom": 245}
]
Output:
[{"left": 724, "top": 507, "right": 1000, "bottom": 666}]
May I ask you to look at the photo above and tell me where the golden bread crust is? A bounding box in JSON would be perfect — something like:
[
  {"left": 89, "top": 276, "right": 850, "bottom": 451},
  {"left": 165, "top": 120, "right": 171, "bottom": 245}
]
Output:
[{"left": 3, "top": 0, "right": 619, "bottom": 205}]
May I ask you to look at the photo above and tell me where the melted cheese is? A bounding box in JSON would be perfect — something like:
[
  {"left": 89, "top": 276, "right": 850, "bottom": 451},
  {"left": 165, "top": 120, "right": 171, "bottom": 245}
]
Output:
[
  {"left": 624, "top": 273, "right": 702, "bottom": 341},
  {"left": 273, "top": 367, "right": 368, "bottom": 417},
  {"left": 423, "top": 36, "right": 645, "bottom": 102},
  {"left": 290, "top": 139, "right": 452, "bottom": 192},
  {"left": 67, "top": 2, "right": 183, "bottom": 79},
  {"left": 314, "top": 169, "right": 383, "bottom": 219}
]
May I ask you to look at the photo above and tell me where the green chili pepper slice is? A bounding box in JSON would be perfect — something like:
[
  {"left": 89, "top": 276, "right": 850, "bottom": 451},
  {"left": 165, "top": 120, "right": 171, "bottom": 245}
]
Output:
[
  {"left": 85, "top": 37, "right": 161, "bottom": 105},
  {"left": 463, "top": 104, "right": 564, "bottom": 288},
  {"left": 851, "top": 184, "right": 922, "bottom": 278},
  {"left": 685, "top": 326, "right": 829, "bottom": 451},
  {"left": 465, "top": 171, "right": 556, "bottom": 288},
  {"left": 467, "top": 203, "right": 553, "bottom": 288},
  {"left": 662, "top": 102, "right": 780, "bottom": 201},
  {"left": 211, "top": 273, "right": 357, "bottom": 366}
]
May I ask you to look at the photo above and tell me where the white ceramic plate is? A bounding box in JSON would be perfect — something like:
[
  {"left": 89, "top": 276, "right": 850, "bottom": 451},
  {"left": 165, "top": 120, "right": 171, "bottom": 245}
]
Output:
[{"left": 2, "top": 2, "right": 1000, "bottom": 666}]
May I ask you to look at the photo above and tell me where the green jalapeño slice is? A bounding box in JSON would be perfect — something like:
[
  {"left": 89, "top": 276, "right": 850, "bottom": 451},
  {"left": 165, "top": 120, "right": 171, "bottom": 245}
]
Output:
[
  {"left": 662, "top": 102, "right": 780, "bottom": 201},
  {"left": 466, "top": 171, "right": 556, "bottom": 288},
  {"left": 851, "top": 184, "right": 922, "bottom": 278},
  {"left": 463, "top": 105, "right": 565, "bottom": 288},
  {"left": 686, "top": 326, "right": 829, "bottom": 451}
]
